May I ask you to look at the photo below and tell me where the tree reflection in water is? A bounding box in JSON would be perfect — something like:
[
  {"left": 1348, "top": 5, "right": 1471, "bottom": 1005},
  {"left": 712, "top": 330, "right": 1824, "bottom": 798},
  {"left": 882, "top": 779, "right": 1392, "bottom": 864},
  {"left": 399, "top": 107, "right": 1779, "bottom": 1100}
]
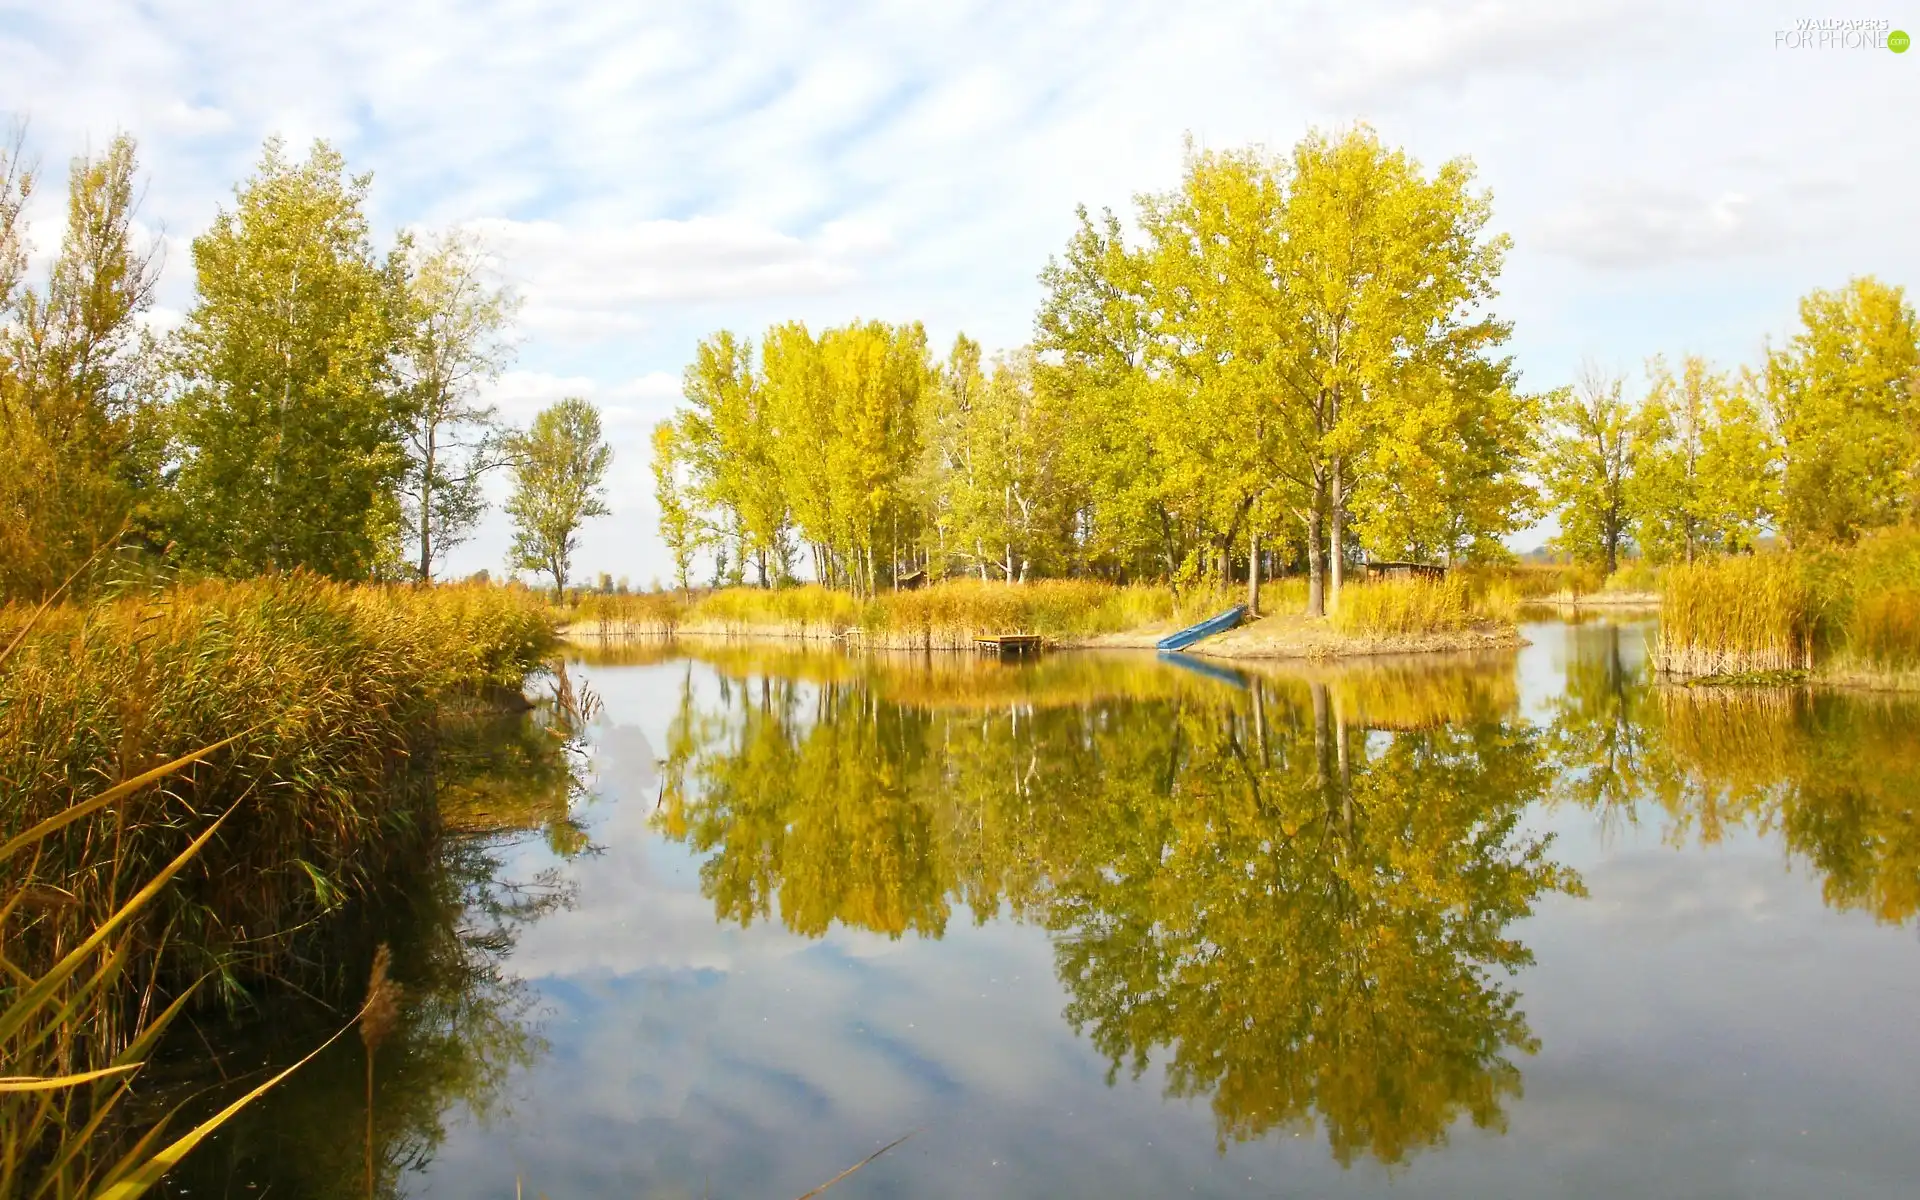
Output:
[
  {"left": 158, "top": 669, "right": 594, "bottom": 1199},
  {"left": 1547, "top": 622, "right": 1920, "bottom": 924},
  {"left": 654, "top": 650, "right": 1582, "bottom": 1166}
]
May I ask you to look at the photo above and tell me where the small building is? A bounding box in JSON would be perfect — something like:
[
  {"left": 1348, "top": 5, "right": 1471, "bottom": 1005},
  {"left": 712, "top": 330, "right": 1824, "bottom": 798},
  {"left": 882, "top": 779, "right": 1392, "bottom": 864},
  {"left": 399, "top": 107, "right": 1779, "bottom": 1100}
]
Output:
[
  {"left": 896, "top": 569, "right": 929, "bottom": 591},
  {"left": 1364, "top": 560, "right": 1447, "bottom": 582}
]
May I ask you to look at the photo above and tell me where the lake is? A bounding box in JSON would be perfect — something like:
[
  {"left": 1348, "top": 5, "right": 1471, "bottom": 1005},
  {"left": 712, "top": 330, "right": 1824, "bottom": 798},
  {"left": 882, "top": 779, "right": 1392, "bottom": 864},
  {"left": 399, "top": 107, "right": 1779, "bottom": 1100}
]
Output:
[{"left": 168, "top": 617, "right": 1920, "bottom": 1198}]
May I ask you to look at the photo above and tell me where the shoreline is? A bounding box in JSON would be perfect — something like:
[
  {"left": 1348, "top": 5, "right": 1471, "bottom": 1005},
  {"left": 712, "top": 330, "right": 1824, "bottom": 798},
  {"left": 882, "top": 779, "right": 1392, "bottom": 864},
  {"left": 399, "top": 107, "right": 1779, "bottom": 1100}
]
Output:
[
  {"left": 1656, "top": 667, "right": 1920, "bottom": 694},
  {"left": 559, "top": 615, "right": 1524, "bottom": 661},
  {"left": 1521, "top": 591, "right": 1661, "bottom": 610}
]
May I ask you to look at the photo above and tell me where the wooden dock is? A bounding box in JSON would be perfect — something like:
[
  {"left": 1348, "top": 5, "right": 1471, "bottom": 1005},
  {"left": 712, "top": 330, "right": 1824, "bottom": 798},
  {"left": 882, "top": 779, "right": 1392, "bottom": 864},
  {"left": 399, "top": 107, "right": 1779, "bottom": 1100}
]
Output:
[{"left": 975, "top": 634, "right": 1043, "bottom": 655}]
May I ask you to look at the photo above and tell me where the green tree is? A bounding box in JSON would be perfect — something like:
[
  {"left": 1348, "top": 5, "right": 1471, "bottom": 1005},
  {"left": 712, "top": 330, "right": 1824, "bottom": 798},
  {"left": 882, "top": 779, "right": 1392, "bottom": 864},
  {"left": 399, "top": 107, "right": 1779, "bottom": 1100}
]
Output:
[
  {"left": 505, "top": 396, "right": 610, "bottom": 595},
  {"left": 1036, "top": 130, "right": 1521, "bottom": 612},
  {"left": 759, "top": 321, "right": 836, "bottom": 583},
  {"left": 650, "top": 420, "right": 704, "bottom": 593},
  {"left": 1035, "top": 207, "right": 1168, "bottom": 580},
  {"left": 1694, "top": 374, "right": 1781, "bottom": 553},
  {"left": 1628, "top": 354, "right": 1782, "bottom": 562},
  {"left": 169, "top": 138, "right": 407, "bottom": 579},
  {"left": 396, "top": 228, "right": 517, "bottom": 582},
  {"left": 677, "top": 330, "right": 793, "bottom": 585},
  {"left": 819, "top": 320, "right": 930, "bottom": 594},
  {"left": 1626, "top": 355, "right": 1711, "bottom": 565},
  {"left": 919, "top": 344, "right": 1074, "bottom": 580},
  {"left": 1347, "top": 340, "right": 1542, "bottom": 565},
  {"left": 1278, "top": 128, "right": 1513, "bottom": 610},
  {"left": 1542, "top": 365, "right": 1634, "bottom": 574},
  {"left": 0, "top": 130, "right": 164, "bottom": 598},
  {"left": 1765, "top": 276, "right": 1919, "bottom": 545}
]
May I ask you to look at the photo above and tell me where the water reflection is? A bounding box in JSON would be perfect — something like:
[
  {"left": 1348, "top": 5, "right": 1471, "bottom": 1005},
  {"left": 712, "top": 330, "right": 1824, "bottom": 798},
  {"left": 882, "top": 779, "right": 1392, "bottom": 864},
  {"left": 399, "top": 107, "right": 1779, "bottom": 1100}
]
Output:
[
  {"left": 161, "top": 671, "right": 594, "bottom": 1198},
  {"left": 171, "top": 634, "right": 1920, "bottom": 1195},
  {"left": 654, "top": 649, "right": 1582, "bottom": 1164},
  {"left": 1547, "top": 623, "right": 1920, "bottom": 924}
]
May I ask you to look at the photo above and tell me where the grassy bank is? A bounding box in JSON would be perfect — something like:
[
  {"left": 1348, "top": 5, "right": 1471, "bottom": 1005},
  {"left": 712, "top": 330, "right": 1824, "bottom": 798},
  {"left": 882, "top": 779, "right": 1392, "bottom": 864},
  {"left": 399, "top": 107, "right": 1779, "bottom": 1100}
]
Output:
[
  {"left": 571, "top": 574, "right": 1522, "bottom": 654},
  {"left": 1654, "top": 527, "right": 1920, "bottom": 686},
  {"left": 1463, "top": 561, "right": 1663, "bottom": 606},
  {"left": 1331, "top": 575, "right": 1518, "bottom": 637},
  {"left": 572, "top": 579, "right": 1239, "bottom": 648},
  {"left": 0, "top": 576, "right": 556, "bottom": 1016}
]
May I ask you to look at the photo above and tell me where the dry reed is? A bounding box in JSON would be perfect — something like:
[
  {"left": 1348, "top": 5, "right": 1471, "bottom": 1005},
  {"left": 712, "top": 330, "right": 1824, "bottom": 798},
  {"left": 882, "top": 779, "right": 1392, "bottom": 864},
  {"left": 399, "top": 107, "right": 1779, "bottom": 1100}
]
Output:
[
  {"left": 1330, "top": 576, "right": 1513, "bottom": 638},
  {"left": 1654, "top": 555, "right": 1815, "bottom": 678},
  {"left": 0, "top": 575, "right": 555, "bottom": 1012},
  {"left": 1656, "top": 529, "right": 1920, "bottom": 681},
  {"left": 569, "top": 579, "right": 1238, "bottom": 646}
]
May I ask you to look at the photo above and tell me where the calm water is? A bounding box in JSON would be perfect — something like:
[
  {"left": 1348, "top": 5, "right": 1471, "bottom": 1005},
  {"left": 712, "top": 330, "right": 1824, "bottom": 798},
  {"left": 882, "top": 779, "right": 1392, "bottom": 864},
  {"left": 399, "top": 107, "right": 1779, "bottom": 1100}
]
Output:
[{"left": 171, "top": 618, "right": 1920, "bottom": 1199}]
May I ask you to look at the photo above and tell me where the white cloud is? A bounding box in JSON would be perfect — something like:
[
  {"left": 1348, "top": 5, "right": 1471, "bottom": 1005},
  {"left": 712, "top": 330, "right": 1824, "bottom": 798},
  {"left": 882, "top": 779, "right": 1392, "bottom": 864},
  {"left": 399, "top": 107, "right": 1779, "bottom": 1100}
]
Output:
[
  {"left": 1299, "top": 0, "right": 1671, "bottom": 104},
  {"left": 469, "top": 214, "right": 892, "bottom": 341},
  {"left": 1540, "top": 187, "right": 1765, "bottom": 268},
  {"left": 484, "top": 369, "right": 683, "bottom": 429}
]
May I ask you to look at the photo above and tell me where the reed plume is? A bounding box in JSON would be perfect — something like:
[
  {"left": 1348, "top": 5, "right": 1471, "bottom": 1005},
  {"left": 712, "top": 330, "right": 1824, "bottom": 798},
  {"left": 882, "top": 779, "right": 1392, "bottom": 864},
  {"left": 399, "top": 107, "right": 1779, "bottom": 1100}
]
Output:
[{"left": 360, "top": 942, "right": 403, "bottom": 1200}]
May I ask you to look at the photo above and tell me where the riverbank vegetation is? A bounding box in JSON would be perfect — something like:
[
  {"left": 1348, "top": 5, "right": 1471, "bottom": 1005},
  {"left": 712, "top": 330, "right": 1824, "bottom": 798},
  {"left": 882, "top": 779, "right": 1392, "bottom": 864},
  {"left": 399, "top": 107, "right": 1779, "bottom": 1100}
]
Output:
[
  {"left": 0, "top": 577, "right": 554, "bottom": 1190},
  {"left": 570, "top": 578, "right": 1236, "bottom": 645},
  {"left": 2, "top": 576, "right": 553, "bottom": 996},
  {"left": 651, "top": 126, "right": 1918, "bottom": 677},
  {"left": 1654, "top": 526, "right": 1920, "bottom": 684}
]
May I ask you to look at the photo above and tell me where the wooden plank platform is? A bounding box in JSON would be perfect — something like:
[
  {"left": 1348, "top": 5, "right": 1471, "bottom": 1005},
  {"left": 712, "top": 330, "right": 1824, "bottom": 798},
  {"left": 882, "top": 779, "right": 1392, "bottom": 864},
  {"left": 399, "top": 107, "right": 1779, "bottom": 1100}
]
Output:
[{"left": 975, "top": 634, "right": 1043, "bottom": 654}]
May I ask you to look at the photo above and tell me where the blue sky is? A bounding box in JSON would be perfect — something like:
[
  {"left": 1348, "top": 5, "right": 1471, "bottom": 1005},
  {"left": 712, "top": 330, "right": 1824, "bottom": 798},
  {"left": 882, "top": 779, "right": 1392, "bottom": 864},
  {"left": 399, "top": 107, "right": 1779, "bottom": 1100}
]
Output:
[{"left": 3, "top": 1, "right": 1915, "bottom": 584}]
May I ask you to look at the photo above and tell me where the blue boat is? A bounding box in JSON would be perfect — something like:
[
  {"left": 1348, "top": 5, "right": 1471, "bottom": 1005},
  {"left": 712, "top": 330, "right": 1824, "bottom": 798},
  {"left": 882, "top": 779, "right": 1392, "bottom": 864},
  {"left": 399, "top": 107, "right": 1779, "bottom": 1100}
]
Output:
[{"left": 1155, "top": 604, "right": 1247, "bottom": 651}]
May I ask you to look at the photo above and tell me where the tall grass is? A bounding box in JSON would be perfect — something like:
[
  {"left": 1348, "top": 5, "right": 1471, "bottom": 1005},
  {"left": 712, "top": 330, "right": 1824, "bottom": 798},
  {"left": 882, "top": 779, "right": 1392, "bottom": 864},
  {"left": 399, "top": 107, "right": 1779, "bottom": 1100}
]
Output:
[
  {"left": 1655, "top": 527, "right": 1920, "bottom": 682},
  {"left": 1330, "top": 576, "right": 1517, "bottom": 638},
  {"left": 0, "top": 576, "right": 555, "bottom": 1019},
  {"left": 1654, "top": 554, "right": 1815, "bottom": 677},
  {"left": 571, "top": 579, "right": 1241, "bottom": 646},
  {"left": 0, "top": 576, "right": 522, "bottom": 1196}
]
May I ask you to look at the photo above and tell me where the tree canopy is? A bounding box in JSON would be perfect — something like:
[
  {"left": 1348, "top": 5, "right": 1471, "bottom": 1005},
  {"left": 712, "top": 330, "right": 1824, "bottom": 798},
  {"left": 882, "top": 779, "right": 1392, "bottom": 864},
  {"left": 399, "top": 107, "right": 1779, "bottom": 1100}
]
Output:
[{"left": 505, "top": 396, "right": 612, "bottom": 595}]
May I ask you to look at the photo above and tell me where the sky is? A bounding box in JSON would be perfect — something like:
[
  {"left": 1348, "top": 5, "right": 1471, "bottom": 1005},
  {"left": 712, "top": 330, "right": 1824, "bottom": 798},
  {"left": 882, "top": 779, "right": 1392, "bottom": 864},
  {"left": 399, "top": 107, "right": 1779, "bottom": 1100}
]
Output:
[{"left": 2, "top": 1, "right": 1915, "bottom": 585}]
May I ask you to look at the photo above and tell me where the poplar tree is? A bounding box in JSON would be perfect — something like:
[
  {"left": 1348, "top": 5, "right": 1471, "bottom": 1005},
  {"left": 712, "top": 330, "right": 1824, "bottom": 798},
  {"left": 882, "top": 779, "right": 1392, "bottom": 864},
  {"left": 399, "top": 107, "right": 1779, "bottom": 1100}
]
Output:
[
  {"left": 1765, "top": 277, "right": 1919, "bottom": 545},
  {"left": 1116, "top": 129, "right": 1518, "bottom": 613},
  {"left": 396, "top": 228, "right": 517, "bottom": 582},
  {"left": 678, "top": 330, "right": 790, "bottom": 585},
  {"left": 169, "top": 138, "right": 406, "bottom": 579},
  {"left": 1541, "top": 366, "right": 1635, "bottom": 574},
  {"left": 650, "top": 421, "right": 703, "bottom": 593},
  {"left": 760, "top": 321, "right": 836, "bottom": 583},
  {"left": 505, "top": 397, "right": 610, "bottom": 595},
  {"left": 0, "top": 130, "right": 164, "bottom": 598}
]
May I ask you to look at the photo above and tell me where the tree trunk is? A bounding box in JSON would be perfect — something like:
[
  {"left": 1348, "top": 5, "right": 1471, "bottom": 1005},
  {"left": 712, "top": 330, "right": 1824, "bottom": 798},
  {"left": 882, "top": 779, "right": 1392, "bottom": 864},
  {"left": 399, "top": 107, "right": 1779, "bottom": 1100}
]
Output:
[
  {"left": 1304, "top": 501, "right": 1326, "bottom": 618},
  {"left": 1246, "top": 527, "right": 1261, "bottom": 615},
  {"left": 418, "top": 422, "right": 436, "bottom": 583},
  {"left": 1329, "top": 457, "right": 1346, "bottom": 612},
  {"left": 1251, "top": 679, "right": 1269, "bottom": 765},
  {"left": 1311, "top": 681, "right": 1330, "bottom": 790}
]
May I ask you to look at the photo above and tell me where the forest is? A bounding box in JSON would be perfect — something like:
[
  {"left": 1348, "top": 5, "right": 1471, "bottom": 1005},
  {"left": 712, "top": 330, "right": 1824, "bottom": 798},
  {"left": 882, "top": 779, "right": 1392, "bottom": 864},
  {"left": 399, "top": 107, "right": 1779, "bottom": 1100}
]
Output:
[
  {"left": 3, "top": 118, "right": 1914, "bottom": 619},
  {"left": 0, "top": 124, "right": 613, "bottom": 606},
  {"left": 655, "top": 128, "right": 1920, "bottom": 618}
]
